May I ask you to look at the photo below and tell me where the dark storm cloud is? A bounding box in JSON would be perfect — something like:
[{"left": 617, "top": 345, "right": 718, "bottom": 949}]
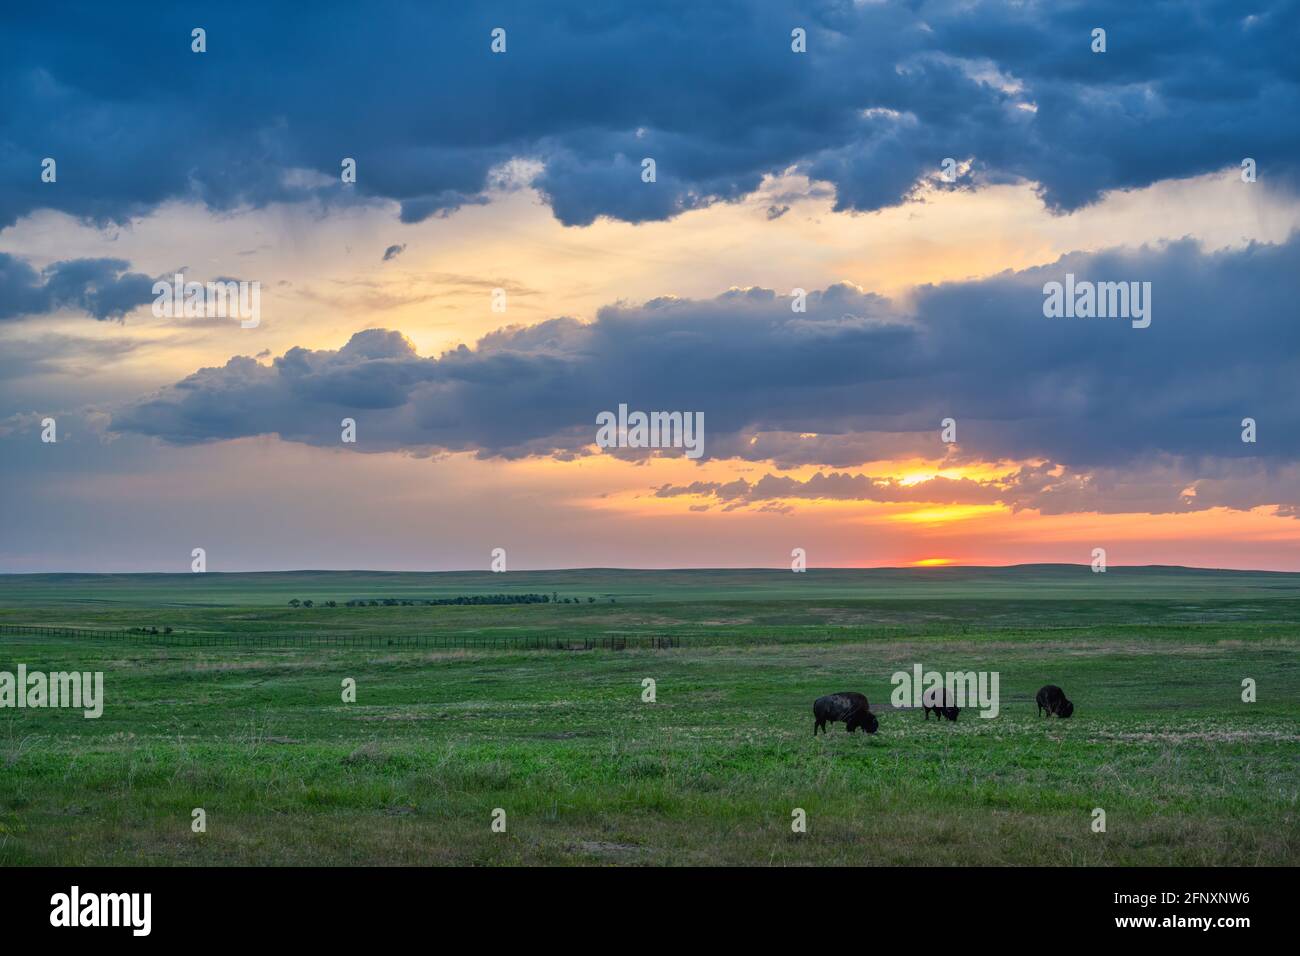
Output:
[
  {"left": 1, "top": 1, "right": 1294, "bottom": 228},
  {"left": 0, "top": 253, "right": 157, "bottom": 320},
  {"left": 112, "top": 233, "right": 1300, "bottom": 495}
]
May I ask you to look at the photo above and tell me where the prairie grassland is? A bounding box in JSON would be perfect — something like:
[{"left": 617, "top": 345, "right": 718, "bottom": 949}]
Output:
[{"left": 0, "top": 569, "right": 1296, "bottom": 866}]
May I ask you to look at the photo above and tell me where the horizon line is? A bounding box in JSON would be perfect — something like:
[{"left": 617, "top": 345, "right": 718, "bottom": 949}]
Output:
[{"left": 4, "top": 562, "right": 1300, "bottom": 577}]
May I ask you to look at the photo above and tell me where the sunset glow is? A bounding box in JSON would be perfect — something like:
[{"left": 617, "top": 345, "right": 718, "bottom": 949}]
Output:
[{"left": 1, "top": 5, "right": 1298, "bottom": 573}]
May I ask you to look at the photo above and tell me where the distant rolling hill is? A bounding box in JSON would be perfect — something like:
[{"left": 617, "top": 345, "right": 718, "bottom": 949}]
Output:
[{"left": 2, "top": 565, "right": 1299, "bottom": 607}]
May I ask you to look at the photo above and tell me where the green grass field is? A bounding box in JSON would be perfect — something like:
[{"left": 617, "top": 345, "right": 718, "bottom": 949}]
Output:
[{"left": 0, "top": 567, "right": 1296, "bottom": 866}]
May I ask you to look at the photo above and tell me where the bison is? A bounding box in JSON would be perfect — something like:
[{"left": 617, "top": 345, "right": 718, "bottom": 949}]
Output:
[
  {"left": 922, "top": 687, "right": 959, "bottom": 721},
  {"left": 1036, "top": 684, "right": 1074, "bottom": 718},
  {"left": 813, "top": 692, "right": 879, "bottom": 736}
]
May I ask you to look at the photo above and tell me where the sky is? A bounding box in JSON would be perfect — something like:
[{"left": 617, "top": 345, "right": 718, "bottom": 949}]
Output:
[{"left": 1, "top": 0, "right": 1299, "bottom": 572}]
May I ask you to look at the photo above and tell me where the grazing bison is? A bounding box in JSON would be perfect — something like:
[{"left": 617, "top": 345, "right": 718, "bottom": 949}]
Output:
[
  {"left": 813, "top": 692, "right": 879, "bottom": 736},
  {"left": 922, "top": 687, "right": 960, "bottom": 721},
  {"left": 1036, "top": 684, "right": 1074, "bottom": 718}
]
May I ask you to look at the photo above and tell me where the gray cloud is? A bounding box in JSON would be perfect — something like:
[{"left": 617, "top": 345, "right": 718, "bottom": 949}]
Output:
[
  {"left": 654, "top": 459, "right": 1300, "bottom": 518},
  {"left": 0, "top": 254, "right": 158, "bottom": 321},
  {"left": 110, "top": 234, "right": 1300, "bottom": 516},
  {"left": 1, "top": 2, "right": 1294, "bottom": 228},
  {"left": 0, "top": 334, "right": 143, "bottom": 380}
]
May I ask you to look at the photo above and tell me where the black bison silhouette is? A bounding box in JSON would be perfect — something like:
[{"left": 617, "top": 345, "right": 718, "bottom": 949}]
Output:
[
  {"left": 813, "top": 692, "right": 878, "bottom": 735},
  {"left": 922, "top": 687, "right": 960, "bottom": 721},
  {"left": 1036, "top": 684, "right": 1074, "bottom": 718}
]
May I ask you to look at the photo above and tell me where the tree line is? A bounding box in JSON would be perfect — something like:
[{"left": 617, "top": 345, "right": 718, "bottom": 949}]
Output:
[{"left": 286, "top": 593, "right": 608, "bottom": 608}]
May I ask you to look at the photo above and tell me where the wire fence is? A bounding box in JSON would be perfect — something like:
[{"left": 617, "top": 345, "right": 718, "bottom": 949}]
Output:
[{"left": 0, "top": 623, "right": 678, "bottom": 651}]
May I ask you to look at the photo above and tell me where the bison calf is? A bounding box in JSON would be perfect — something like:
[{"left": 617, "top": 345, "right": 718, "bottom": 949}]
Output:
[
  {"left": 922, "top": 688, "right": 959, "bottom": 721},
  {"left": 1036, "top": 684, "right": 1074, "bottom": 718},
  {"left": 813, "top": 692, "right": 879, "bottom": 736}
]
